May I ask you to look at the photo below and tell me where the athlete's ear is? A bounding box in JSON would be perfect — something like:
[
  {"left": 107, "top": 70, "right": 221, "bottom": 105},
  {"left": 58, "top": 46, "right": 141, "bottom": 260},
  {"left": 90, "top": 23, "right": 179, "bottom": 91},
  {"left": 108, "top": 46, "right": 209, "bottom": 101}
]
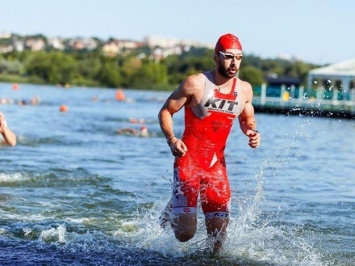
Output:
[{"left": 213, "top": 53, "right": 219, "bottom": 63}]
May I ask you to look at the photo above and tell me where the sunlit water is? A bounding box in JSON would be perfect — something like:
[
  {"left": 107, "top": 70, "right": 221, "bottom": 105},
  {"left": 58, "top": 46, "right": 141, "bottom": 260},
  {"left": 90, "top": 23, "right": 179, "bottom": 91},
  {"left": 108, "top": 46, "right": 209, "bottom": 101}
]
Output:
[{"left": 0, "top": 83, "right": 354, "bottom": 265}]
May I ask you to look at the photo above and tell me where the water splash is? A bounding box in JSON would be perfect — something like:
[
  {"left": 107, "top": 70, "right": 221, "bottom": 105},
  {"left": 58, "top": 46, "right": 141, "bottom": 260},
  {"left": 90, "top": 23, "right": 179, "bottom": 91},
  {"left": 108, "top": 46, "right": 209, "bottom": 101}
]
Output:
[
  {"left": 103, "top": 161, "right": 325, "bottom": 265},
  {"left": 39, "top": 224, "right": 66, "bottom": 244}
]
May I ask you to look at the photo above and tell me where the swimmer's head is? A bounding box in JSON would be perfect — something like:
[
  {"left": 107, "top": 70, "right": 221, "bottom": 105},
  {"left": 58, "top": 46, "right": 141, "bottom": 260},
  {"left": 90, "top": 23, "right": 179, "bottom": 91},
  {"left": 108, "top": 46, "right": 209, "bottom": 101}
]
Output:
[
  {"left": 140, "top": 126, "right": 148, "bottom": 137},
  {"left": 215, "top": 33, "right": 242, "bottom": 54}
]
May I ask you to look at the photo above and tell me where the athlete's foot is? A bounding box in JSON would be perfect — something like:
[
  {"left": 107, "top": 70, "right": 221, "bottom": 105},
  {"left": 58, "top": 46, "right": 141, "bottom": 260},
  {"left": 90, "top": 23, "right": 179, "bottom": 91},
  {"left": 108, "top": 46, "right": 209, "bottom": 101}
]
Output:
[
  {"left": 159, "top": 199, "right": 172, "bottom": 230},
  {"left": 212, "top": 241, "right": 223, "bottom": 256},
  {"left": 206, "top": 235, "right": 224, "bottom": 256}
]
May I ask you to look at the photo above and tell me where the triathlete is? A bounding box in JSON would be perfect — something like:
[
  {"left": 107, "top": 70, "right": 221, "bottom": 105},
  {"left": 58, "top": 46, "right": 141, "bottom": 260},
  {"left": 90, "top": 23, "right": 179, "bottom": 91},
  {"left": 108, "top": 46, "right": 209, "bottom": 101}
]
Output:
[{"left": 158, "top": 33, "right": 260, "bottom": 254}]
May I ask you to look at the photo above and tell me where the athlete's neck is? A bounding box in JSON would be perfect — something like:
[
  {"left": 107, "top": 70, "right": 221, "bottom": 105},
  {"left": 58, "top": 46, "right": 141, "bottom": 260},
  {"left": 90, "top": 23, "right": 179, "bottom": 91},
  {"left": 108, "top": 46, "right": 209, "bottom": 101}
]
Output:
[{"left": 212, "top": 70, "right": 233, "bottom": 92}]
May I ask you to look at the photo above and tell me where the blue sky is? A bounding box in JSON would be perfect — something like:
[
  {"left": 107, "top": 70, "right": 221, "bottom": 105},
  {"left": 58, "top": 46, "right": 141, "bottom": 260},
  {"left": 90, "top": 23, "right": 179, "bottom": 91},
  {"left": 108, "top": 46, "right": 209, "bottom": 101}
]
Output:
[{"left": 1, "top": 0, "right": 354, "bottom": 65}]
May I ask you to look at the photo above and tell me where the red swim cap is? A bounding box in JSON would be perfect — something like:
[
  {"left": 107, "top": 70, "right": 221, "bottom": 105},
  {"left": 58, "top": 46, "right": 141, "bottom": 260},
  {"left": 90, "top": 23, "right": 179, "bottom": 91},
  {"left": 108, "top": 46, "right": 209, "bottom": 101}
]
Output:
[{"left": 215, "top": 33, "right": 242, "bottom": 53}]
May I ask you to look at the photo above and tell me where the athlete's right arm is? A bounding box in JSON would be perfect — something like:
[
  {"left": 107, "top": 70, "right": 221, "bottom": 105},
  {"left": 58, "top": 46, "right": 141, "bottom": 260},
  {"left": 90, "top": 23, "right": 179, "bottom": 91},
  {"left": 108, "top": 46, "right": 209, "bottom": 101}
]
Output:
[
  {"left": 158, "top": 74, "right": 202, "bottom": 157},
  {"left": 0, "top": 112, "right": 16, "bottom": 147}
]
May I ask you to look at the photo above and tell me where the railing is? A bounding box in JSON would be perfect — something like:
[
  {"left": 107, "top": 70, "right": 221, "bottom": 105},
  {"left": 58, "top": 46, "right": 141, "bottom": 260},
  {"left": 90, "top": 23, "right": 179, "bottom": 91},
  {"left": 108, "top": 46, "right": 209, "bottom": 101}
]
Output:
[{"left": 252, "top": 84, "right": 355, "bottom": 118}]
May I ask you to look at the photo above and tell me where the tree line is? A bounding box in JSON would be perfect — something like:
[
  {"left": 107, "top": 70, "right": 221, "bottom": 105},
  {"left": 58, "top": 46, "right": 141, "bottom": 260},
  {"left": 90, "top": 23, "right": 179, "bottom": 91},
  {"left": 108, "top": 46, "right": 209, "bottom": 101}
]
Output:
[{"left": 0, "top": 46, "right": 319, "bottom": 91}]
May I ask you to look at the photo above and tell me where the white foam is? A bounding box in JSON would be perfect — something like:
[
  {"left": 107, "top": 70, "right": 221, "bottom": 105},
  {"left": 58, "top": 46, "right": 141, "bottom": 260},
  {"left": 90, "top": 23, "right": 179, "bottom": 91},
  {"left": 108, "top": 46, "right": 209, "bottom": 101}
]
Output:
[
  {"left": 39, "top": 224, "right": 66, "bottom": 244},
  {"left": 0, "top": 172, "right": 27, "bottom": 183},
  {"left": 0, "top": 212, "right": 47, "bottom": 222},
  {"left": 65, "top": 217, "right": 91, "bottom": 223}
]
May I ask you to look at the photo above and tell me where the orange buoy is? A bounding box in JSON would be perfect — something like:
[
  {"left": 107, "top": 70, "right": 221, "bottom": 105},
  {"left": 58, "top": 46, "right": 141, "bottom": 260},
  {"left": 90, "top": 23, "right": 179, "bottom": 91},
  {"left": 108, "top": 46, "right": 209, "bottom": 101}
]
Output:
[
  {"left": 115, "top": 89, "right": 126, "bottom": 101},
  {"left": 59, "top": 105, "right": 68, "bottom": 112},
  {"left": 12, "top": 83, "right": 19, "bottom": 90}
]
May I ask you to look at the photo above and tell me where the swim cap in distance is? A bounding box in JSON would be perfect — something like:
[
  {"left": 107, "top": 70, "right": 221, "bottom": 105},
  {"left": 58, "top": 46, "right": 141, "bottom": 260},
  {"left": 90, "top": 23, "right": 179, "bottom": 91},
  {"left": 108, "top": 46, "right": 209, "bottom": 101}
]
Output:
[{"left": 215, "top": 33, "right": 242, "bottom": 54}]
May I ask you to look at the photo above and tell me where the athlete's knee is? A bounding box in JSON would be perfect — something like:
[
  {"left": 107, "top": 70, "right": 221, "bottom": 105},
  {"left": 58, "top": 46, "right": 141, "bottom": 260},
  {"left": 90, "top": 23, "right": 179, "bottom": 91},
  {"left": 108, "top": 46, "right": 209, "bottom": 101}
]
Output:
[
  {"left": 174, "top": 229, "right": 196, "bottom": 242},
  {"left": 205, "top": 212, "right": 230, "bottom": 234},
  {"left": 173, "top": 221, "right": 197, "bottom": 241},
  {"left": 171, "top": 213, "right": 197, "bottom": 242}
]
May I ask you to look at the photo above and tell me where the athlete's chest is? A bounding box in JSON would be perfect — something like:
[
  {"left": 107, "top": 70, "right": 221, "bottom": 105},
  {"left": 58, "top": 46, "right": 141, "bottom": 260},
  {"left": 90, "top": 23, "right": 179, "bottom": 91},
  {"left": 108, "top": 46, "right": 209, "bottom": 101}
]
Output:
[
  {"left": 203, "top": 91, "right": 243, "bottom": 115},
  {"left": 190, "top": 87, "right": 245, "bottom": 119}
]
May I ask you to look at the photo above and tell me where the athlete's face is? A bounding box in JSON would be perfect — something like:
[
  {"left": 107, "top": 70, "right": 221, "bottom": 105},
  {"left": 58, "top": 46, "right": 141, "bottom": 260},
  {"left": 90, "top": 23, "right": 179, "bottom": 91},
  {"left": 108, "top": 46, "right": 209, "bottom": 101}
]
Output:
[{"left": 216, "top": 49, "right": 243, "bottom": 79}]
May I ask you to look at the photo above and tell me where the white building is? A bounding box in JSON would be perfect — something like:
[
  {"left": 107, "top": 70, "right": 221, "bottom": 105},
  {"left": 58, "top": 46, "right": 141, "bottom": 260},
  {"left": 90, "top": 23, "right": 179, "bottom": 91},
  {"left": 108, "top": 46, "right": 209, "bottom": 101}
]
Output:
[
  {"left": 144, "top": 35, "right": 213, "bottom": 50},
  {"left": 0, "top": 32, "right": 11, "bottom": 39},
  {"left": 308, "top": 59, "right": 355, "bottom": 92},
  {"left": 307, "top": 59, "right": 355, "bottom": 101}
]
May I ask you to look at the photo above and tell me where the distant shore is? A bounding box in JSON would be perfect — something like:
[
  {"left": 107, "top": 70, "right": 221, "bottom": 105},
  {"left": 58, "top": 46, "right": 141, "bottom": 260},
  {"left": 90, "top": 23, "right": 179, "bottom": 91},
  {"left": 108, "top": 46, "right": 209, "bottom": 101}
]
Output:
[{"left": 2, "top": 81, "right": 354, "bottom": 119}]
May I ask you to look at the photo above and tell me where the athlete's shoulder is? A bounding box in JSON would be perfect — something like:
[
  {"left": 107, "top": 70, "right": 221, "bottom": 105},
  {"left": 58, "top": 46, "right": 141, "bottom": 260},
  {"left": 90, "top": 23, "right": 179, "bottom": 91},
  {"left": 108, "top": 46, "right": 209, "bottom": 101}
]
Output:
[
  {"left": 181, "top": 72, "right": 206, "bottom": 93},
  {"left": 237, "top": 78, "right": 252, "bottom": 89},
  {"left": 237, "top": 78, "right": 253, "bottom": 103},
  {"left": 184, "top": 72, "right": 206, "bottom": 87},
  {"left": 237, "top": 79, "right": 252, "bottom": 94}
]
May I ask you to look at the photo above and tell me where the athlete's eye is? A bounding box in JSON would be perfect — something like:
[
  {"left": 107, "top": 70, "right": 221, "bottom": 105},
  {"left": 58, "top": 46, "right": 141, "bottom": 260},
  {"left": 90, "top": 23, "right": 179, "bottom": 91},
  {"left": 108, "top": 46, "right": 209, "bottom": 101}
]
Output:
[{"left": 219, "top": 51, "right": 243, "bottom": 61}]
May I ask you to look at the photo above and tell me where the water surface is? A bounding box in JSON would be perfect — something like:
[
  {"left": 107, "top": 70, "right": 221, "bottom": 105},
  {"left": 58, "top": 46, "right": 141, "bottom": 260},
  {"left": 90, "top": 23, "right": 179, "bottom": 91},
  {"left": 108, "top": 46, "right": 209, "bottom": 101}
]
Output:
[{"left": 0, "top": 83, "right": 354, "bottom": 265}]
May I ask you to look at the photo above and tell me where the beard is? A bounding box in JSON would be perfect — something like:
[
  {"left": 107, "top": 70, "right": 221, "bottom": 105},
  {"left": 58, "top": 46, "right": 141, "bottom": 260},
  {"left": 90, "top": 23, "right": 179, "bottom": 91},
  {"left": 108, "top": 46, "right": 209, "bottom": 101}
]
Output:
[{"left": 217, "top": 60, "right": 238, "bottom": 79}]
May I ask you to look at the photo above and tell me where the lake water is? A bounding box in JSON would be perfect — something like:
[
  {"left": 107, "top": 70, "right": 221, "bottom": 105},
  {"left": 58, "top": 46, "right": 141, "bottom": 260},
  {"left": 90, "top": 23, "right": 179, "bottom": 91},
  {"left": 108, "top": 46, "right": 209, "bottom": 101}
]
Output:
[{"left": 0, "top": 83, "right": 354, "bottom": 266}]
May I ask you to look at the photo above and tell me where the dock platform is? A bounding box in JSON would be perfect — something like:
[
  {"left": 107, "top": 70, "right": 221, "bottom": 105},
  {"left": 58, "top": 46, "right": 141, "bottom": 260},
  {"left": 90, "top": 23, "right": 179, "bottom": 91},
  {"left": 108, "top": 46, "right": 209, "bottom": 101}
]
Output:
[{"left": 253, "top": 84, "right": 355, "bottom": 119}]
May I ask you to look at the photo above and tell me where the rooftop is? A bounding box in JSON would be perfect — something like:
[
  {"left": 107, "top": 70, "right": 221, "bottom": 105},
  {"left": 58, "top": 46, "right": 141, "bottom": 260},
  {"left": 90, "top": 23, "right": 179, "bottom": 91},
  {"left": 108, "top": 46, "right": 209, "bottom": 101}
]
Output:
[{"left": 309, "top": 58, "right": 355, "bottom": 76}]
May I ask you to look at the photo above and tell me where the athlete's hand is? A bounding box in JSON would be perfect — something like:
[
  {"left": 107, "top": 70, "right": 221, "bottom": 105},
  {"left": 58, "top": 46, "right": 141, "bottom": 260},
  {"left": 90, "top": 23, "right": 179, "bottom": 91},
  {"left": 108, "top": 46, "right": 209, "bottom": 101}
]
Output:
[
  {"left": 246, "top": 129, "right": 260, "bottom": 148},
  {"left": 169, "top": 138, "right": 188, "bottom": 157}
]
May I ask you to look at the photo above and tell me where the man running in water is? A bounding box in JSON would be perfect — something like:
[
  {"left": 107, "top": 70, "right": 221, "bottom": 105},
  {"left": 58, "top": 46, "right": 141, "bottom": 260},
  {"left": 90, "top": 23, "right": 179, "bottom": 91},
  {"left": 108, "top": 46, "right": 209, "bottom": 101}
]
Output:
[{"left": 158, "top": 33, "right": 261, "bottom": 254}]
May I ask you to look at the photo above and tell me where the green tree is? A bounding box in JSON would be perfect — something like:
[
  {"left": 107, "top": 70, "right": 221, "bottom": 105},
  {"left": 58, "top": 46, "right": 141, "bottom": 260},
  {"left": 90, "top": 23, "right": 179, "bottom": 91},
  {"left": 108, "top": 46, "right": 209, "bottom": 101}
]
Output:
[
  {"left": 97, "top": 61, "right": 122, "bottom": 88},
  {"left": 0, "top": 42, "right": 321, "bottom": 90},
  {"left": 77, "top": 56, "right": 101, "bottom": 80},
  {"left": 120, "top": 57, "right": 142, "bottom": 88},
  {"left": 0, "top": 59, "right": 23, "bottom": 75},
  {"left": 131, "top": 61, "right": 168, "bottom": 89},
  {"left": 25, "top": 51, "right": 78, "bottom": 84},
  {"left": 239, "top": 65, "right": 265, "bottom": 86}
]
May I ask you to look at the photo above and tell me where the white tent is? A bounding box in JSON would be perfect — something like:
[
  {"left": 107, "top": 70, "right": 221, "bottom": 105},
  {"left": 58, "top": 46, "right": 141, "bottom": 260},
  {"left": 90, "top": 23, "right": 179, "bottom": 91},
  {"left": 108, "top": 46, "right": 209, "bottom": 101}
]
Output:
[{"left": 307, "top": 58, "right": 355, "bottom": 94}]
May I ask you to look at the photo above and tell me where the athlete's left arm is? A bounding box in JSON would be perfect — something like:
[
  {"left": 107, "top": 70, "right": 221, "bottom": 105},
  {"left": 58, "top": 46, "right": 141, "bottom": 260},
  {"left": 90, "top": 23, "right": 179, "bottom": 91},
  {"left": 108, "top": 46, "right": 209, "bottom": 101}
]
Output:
[{"left": 238, "top": 82, "right": 261, "bottom": 148}]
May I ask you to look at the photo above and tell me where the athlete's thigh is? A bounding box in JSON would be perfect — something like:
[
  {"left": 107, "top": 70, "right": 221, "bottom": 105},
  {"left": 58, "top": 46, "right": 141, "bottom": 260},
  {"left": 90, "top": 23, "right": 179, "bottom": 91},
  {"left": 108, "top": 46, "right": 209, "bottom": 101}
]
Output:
[
  {"left": 200, "top": 161, "right": 231, "bottom": 213},
  {"left": 172, "top": 156, "right": 200, "bottom": 212}
]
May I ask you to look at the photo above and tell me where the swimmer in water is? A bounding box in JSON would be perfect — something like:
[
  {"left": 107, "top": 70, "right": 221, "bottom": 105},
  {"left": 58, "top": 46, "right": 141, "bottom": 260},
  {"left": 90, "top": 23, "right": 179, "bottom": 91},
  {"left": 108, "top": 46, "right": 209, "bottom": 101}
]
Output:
[{"left": 116, "top": 126, "right": 149, "bottom": 137}]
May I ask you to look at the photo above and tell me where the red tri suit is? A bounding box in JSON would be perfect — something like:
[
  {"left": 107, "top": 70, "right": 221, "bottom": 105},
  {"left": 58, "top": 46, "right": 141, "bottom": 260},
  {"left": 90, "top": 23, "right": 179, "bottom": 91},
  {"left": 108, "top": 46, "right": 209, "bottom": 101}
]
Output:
[{"left": 172, "top": 71, "right": 244, "bottom": 219}]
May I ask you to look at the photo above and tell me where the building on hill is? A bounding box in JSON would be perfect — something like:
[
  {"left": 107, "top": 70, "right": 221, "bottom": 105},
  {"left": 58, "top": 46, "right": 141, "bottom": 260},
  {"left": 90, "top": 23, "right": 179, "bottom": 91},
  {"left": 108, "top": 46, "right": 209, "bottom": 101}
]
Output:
[
  {"left": 144, "top": 35, "right": 213, "bottom": 50},
  {"left": 0, "top": 32, "right": 11, "bottom": 39}
]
